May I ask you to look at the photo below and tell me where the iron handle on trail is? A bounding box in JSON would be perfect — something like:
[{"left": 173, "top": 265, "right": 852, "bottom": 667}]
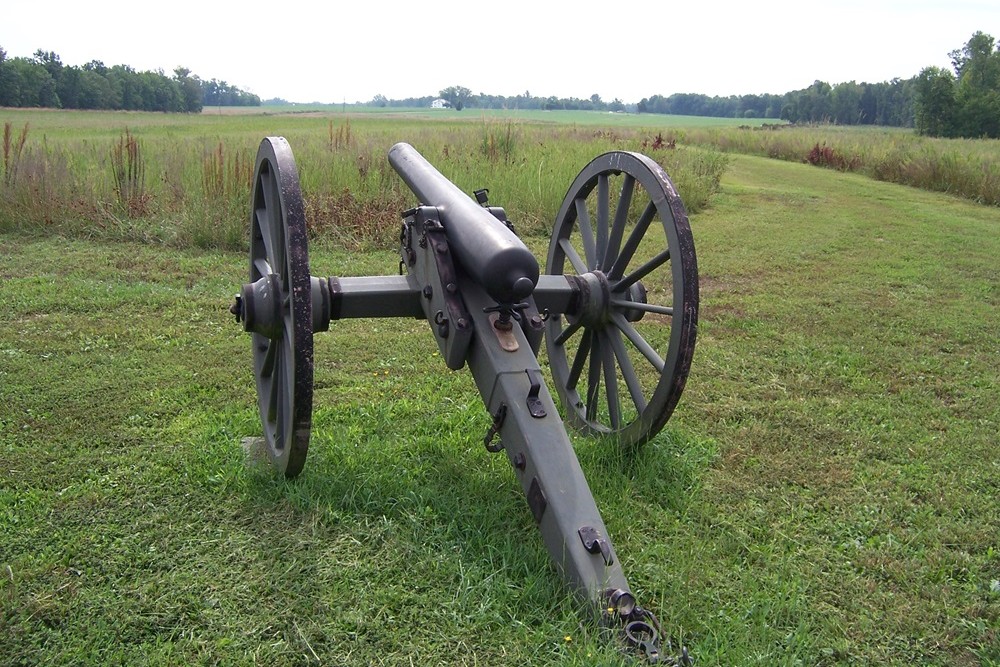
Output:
[{"left": 232, "top": 137, "right": 699, "bottom": 662}]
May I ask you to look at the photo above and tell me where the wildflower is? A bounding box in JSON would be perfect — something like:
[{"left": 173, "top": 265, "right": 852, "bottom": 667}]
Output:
[{"left": 564, "top": 635, "right": 572, "bottom": 643}]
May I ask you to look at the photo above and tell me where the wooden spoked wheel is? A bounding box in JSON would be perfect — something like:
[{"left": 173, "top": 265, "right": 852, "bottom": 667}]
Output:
[
  {"left": 247, "top": 137, "right": 314, "bottom": 477},
  {"left": 545, "top": 151, "right": 698, "bottom": 447}
]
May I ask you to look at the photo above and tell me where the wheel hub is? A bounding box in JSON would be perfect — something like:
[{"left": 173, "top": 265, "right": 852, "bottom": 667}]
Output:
[
  {"left": 570, "top": 271, "right": 647, "bottom": 327},
  {"left": 239, "top": 274, "right": 284, "bottom": 339}
]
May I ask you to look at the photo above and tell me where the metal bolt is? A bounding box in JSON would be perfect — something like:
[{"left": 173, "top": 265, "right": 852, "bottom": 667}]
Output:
[
  {"left": 422, "top": 285, "right": 433, "bottom": 299},
  {"left": 229, "top": 294, "right": 243, "bottom": 323},
  {"left": 513, "top": 452, "right": 526, "bottom": 470},
  {"left": 493, "top": 317, "right": 513, "bottom": 332}
]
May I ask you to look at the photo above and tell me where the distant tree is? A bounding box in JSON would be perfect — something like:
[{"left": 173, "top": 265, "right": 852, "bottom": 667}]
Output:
[
  {"left": 173, "top": 67, "right": 203, "bottom": 113},
  {"left": 916, "top": 31, "right": 1000, "bottom": 137},
  {"left": 371, "top": 93, "right": 388, "bottom": 107},
  {"left": 952, "top": 31, "right": 1000, "bottom": 137},
  {"left": 78, "top": 69, "right": 118, "bottom": 109},
  {"left": 83, "top": 60, "right": 107, "bottom": 75},
  {"left": 201, "top": 78, "right": 259, "bottom": 107},
  {"left": 914, "top": 66, "right": 959, "bottom": 136},
  {"left": 439, "top": 85, "right": 472, "bottom": 110},
  {"left": 0, "top": 57, "right": 59, "bottom": 107},
  {"left": 32, "top": 50, "right": 63, "bottom": 81},
  {"left": 859, "top": 84, "right": 877, "bottom": 124},
  {"left": 830, "top": 81, "right": 862, "bottom": 124}
]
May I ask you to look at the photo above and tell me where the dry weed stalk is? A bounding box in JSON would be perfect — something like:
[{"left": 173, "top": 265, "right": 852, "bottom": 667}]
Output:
[
  {"left": 2, "top": 122, "right": 30, "bottom": 186},
  {"left": 110, "top": 129, "right": 150, "bottom": 218}
]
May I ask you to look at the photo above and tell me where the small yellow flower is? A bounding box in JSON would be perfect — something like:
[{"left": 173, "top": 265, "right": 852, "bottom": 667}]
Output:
[{"left": 564, "top": 635, "right": 572, "bottom": 643}]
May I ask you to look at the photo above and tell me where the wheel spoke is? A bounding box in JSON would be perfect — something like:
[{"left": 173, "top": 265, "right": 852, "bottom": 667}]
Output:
[
  {"left": 559, "top": 237, "right": 589, "bottom": 275},
  {"left": 259, "top": 164, "right": 273, "bottom": 212},
  {"left": 612, "top": 313, "right": 665, "bottom": 373},
  {"left": 567, "top": 329, "right": 592, "bottom": 391},
  {"left": 598, "top": 329, "right": 622, "bottom": 429},
  {"left": 255, "top": 207, "right": 274, "bottom": 268},
  {"left": 553, "top": 318, "right": 584, "bottom": 347},
  {"left": 595, "top": 174, "right": 609, "bottom": 267},
  {"left": 586, "top": 333, "right": 602, "bottom": 422},
  {"left": 278, "top": 329, "right": 294, "bottom": 449},
  {"left": 267, "top": 342, "right": 281, "bottom": 422},
  {"left": 253, "top": 256, "right": 272, "bottom": 277},
  {"left": 574, "top": 197, "right": 597, "bottom": 270},
  {"left": 602, "top": 174, "right": 634, "bottom": 272},
  {"left": 611, "top": 300, "right": 674, "bottom": 317},
  {"left": 612, "top": 248, "right": 671, "bottom": 293},
  {"left": 260, "top": 338, "right": 277, "bottom": 376},
  {"left": 608, "top": 200, "right": 657, "bottom": 280},
  {"left": 608, "top": 327, "right": 647, "bottom": 414},
  {"left": 264, "top": 173, "right": 285, "bottom": 273}
]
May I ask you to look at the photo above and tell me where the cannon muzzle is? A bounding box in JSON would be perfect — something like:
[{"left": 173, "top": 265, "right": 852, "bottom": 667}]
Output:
[{"left": 388, "top": 142, "right": 538, "bottom": 304}]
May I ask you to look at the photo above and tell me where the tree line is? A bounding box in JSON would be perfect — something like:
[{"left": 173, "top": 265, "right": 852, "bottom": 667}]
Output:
[
  {"left": 637, "top": 78, "right": 917, "bottom": 127},
  {"left": 366, "top": 87, "right": 630, "bottom": 113},
  {"left": 366, "top": 80, "right": 917, "bottom": 127},
  {"left": 0, "top": 48, "right": 260, "bottom": 112},
  {"left": 370, "top": 33, "right": 996, "bottom": 139},
  {"left": 5, "top": 32, "right": 995, "bottom": 138}
]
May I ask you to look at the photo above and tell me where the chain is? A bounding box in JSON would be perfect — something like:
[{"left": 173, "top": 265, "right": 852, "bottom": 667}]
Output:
[{"left": 620, "top": 606, "right": 692, "bottom": 666}]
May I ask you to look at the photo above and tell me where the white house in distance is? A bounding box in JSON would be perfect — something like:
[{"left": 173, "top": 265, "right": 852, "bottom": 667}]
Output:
[{"left": 431, "top": 98, "right": 451, "bottom": 109}]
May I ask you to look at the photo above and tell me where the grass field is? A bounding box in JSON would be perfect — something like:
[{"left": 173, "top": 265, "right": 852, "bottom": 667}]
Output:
[
  {"left": 0, "top": 108, "right": 731, "bottom": 250},
  {"left": 210, "top": 105, "right": 782, "bottom": 128},
  {"left": 1, "top": 109, "right": 999, "bottom": 665}
]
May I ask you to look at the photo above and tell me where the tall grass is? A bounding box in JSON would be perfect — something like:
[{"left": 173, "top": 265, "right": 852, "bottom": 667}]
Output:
[
  {"left": 677, "top": 124, "right": 1000, "bottom": 206},
  {"left": 192, "top": 142, "right": 253, "bottom": 248},
  {"left": 0, "top": 111, "right": 730, "bottom": 250},
  {"left": 481, "top": 116, "right": 518, "bottom": 163},
  {"left": 2, "top": 122, "right": 30, "bottom": 187},
  {"left": 109, "top": 129, "right": 150, "bottom": 218}
]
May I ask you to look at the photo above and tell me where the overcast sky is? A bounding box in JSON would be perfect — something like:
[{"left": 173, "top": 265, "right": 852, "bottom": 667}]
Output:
[{"left": 4, "top": 0, "right": 997, "bottom": 104}]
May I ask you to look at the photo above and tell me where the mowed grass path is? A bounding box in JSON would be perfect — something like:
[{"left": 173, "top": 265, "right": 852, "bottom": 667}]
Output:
[{"left": 1, "top": 155, "right": 998, "bottom": 665}]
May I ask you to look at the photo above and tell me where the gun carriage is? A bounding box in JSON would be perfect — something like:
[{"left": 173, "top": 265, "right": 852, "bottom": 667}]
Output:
[{"left": 231, "top": 137, "right": 698, "bottom": 663}]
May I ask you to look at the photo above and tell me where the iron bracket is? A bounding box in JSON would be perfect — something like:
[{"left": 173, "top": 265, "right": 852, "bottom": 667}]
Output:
[{"left": 400, "top": 206, "right": 474, "bottom": 370}]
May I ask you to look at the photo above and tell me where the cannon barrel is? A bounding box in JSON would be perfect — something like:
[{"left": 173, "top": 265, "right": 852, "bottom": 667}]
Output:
[{"left": 388, "top": 142, "right": 539, "bottom": 303}]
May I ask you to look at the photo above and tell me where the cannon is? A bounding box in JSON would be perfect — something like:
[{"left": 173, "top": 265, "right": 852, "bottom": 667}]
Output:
[{"left": 231, "top": 137, "right": 698, "bottom": 663}]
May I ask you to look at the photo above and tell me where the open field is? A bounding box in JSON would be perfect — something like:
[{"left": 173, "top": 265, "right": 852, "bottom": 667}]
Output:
[
  {"left": 208, "top": 105, "right": 781, "bottom": 128},
  {"left": 0, "top": 108, "right": 729, "bottom": 251},
  {"left": 2, "top": 107, "right": 997, "bottom": 262},
  {"left": 2, "top": 118, "right": 998, "bottom": 667},
  {"left": 664, "top": 123, "right": 1000, "bottom": 207}
]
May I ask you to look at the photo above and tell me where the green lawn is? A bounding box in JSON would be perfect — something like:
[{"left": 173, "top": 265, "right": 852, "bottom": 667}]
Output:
[{"left": 1, "top": 154, "right": 998, "bottom": 665}]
